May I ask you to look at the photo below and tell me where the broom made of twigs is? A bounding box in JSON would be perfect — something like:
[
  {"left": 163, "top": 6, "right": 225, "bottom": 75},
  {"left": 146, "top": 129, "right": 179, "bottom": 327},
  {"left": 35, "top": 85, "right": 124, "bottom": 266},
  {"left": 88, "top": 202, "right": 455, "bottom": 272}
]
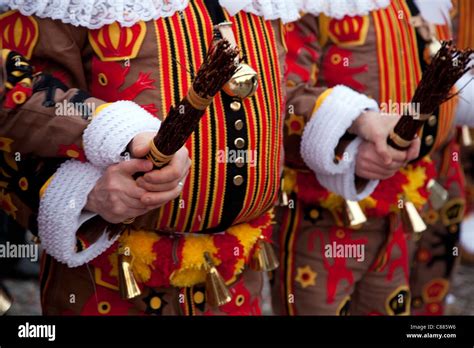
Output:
[
  {"left": 388, "top": 40, "right": 473, "bottom": 150},
  {"left": 146, "top": 38, "right": 240, "bottom": 168}
]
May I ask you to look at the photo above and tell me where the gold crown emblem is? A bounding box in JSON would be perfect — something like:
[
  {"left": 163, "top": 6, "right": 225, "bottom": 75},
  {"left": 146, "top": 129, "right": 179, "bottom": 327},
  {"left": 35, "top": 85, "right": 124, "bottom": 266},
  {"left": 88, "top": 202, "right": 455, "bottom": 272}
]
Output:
[
  {"left": 329, "top": 16, "right": 367, "bottom": 43},
  {"left": 0, "top": 11, "right": 38, "bottom": 59},
  {"left": 88, "top": 21, "right": 146, "bottom": 61}
]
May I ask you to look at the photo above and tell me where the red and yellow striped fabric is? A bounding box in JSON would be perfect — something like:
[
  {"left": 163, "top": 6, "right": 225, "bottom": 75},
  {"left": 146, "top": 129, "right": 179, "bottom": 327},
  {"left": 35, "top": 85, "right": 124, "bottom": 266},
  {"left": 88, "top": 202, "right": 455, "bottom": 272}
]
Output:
[{"left": 153, "top": 3, "right": 283, "bottom": 233}]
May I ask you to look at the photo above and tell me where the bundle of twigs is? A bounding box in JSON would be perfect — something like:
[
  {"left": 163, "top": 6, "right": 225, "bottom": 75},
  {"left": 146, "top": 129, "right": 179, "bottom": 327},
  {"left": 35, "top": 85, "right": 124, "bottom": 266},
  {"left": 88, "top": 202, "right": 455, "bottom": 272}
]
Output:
[
  {"left": 388, "top": 41, "right": 473, "bottom": 150},
  {"left": 147, "top": 39, "right": 240, "bottom": 167}
]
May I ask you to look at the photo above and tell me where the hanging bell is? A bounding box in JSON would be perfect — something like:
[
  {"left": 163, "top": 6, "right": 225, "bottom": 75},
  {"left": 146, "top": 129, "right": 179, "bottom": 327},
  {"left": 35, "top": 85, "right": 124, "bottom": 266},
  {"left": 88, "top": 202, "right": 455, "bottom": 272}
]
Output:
[
  {"left": 461, "top": 125, "right": 473, "bottom": 147},
  {"left": 204, "top": 252, "right": 232, "bottom": 307},
  {"left": 117, "top": 246, "right": 142, "bottom": 300},
  {"left": 401, "top": 199, "right": 427, "bottom": 234},
  {"left": 0, "top": 285, "right": 12, "bottom": 315},
  {"left": 223, "top": 63, "right": 259, "bottom": 100},
  {"left": 427, "top": 179, "right": 449, "bottom": 210},
  {"left": 342, "top": 200, "right": 367, "bottom": 228},
  {"left": 250, "top": 236, "right": 280, "bottom": 271}
]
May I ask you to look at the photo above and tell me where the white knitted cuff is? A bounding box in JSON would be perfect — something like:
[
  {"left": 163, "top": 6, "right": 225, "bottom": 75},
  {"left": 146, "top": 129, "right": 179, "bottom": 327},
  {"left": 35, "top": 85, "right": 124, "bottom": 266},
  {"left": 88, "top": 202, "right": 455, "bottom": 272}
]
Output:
[
  {"left": 38, "top": 160, "right": 119, "bottom": 267},
  {"left": 83, "top": 101, "right": 161, "bottom": 168},
  {"left": 301, "top": 85, "right": 379, "bottom": 176},
  {"left": 461, "top": 215, "right": 474, "bottom": 254},
  {"left": 454, "top": 72, "right": 474, "bottom": 127},
  {"left": 315, "top": 137, "right": 379, "bottom": 200}
]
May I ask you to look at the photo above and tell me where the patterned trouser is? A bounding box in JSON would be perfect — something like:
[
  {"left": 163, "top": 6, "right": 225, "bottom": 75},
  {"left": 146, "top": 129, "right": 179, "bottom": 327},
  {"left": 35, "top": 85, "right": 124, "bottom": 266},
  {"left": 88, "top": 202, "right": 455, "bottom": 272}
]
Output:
[
  {"left": 271, "top": 200, "right": 411, "bottom": 315},
  {"left": 40, "top": 253, "right": 263, "bottom": 316},
  {"left": 409, "top": 139, "right": 466, "bottom": 315},
  {"left": 410, "top": 220, "right": 461, "bottom": 315}
]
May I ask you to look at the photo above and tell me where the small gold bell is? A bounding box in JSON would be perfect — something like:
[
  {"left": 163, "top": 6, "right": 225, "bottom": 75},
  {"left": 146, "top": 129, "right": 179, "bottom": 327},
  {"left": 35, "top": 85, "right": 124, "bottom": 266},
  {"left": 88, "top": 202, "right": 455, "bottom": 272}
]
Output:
[
  {"left": 342, "top": 200, "right": 367, "bottom": 228},
  {"left": 250, "top": 236, "right": 280, "bottom": 271},
  {"left": 461, "top": 125, "right": 473, "bottom": 147},
  {"left": 427, "top": 179, "right": 449, "bottom": 210},
  {"left": 401, "top": 199, "right": 427, "bottom": 234},
  {"left": 117, "top": 246, "right": 142, "bottom": 300},
  {"left": 0, "top": 285, "right": 12, "bottom": 315},
  {"left": 223, "top": 63, "right": 258, "bottom": 99},
  {"left": 204, "top": 252, "right": 232, "bottom": 307}
]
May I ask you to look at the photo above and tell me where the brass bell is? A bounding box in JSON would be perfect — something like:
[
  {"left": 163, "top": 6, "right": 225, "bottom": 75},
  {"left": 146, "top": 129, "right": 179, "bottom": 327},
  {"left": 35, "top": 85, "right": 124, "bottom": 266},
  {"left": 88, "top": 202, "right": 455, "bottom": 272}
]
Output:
[
  {"left": 427, "top": 179, "right": 448, "bottom": 210},
  {"left": 250, "top": 236, "right": 280, "bottom": 271},
  {"left": 0, "top": 285, "right": 12, "bottom": 315},
  {"left": 461, "top": 125, "right": 473, "bottom": 147},
  {"left": 204, "top": 252, "right": 232, "bottom": 307},
  {"left": 222, "top": 63, "right": 258, "bottom": 100},
  {"left": 117, "top": 246, "right": 142, "bottom": 300},
  {"left": 342, "top": 200, "right": 367, "bottom": 228},
  {"left": 401, "top": 199, "right": 427, "bottom": 234}
]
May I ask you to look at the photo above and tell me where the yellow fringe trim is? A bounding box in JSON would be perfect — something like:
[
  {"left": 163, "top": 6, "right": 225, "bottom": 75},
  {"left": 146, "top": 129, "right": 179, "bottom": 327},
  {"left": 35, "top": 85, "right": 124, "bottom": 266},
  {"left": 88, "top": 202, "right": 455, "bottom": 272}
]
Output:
[
  {"left": 170, "top": 235, "right": 218, "bottom": 287},
  {"left": 112, "top": 212, "right": 274, "bottom": 288}
]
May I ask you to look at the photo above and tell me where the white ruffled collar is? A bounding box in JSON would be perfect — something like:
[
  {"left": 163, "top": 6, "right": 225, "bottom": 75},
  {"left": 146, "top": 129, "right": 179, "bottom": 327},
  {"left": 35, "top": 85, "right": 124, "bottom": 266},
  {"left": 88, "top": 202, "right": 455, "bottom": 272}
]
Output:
[
  {"left": 0, "top": 0, "right": 300, "bottom": 28},
  {"left": 296, "top": 0, "right": 391, "bottom": 19}
]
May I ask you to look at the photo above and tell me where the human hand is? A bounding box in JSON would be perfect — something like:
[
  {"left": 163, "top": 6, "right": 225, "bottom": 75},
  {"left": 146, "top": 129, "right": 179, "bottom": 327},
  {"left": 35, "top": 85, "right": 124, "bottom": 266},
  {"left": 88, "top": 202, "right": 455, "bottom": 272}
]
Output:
[
  {"left": 85, "top": 131, "right": 191, "bottom": 223},
  {"left": 355, "top": 137, "right": 421, "bottom": 180},
  {"left": 349, "top": 111, "right": 402, "bottom": 164}
]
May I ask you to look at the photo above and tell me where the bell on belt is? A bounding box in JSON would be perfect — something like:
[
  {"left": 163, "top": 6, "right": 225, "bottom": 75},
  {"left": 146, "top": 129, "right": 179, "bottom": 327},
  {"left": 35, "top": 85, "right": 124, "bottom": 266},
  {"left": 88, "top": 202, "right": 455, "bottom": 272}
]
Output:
[
  {"left": 204, "top": 252, "right": 232, "bottom": 307},
  {"left": 0, "top": 284, "right": 12, "bottom": 315},
  {"left": 223, "top": 63, "right": 258, "bottom": 100},
  {"left": 250, "top": 236, "right": 280, "bottom": 272},
  {"left": 118, "top": 246, "right": 142, "bottom": 300},
  {"left": 461, "top": 125, "right": 473, "bottom": 147},
  {"left": 343, "top": 200, "right": 367, "bottom": 228},
  {"left": 401, "top": 199, "right": 427, "bottom": 234},
  {"left": 427, "top": 179, "right": 448, "bottom": 210}
]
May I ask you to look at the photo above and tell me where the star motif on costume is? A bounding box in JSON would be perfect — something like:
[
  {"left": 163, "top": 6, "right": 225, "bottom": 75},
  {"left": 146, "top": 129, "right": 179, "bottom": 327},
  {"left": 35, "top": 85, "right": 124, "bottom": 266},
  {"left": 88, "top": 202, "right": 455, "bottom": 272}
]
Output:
[
  {"left": 295, "top": 265, "right": 317, "bottom": 288},
  {"left": 143, "top": 289, "right": 168, "bottom": 315},
  {"left": 285, "top": 114, "right": 305, "bottom": 136},
  {"left": 422, "top": 278, "right": 449, "bottom": 303}
]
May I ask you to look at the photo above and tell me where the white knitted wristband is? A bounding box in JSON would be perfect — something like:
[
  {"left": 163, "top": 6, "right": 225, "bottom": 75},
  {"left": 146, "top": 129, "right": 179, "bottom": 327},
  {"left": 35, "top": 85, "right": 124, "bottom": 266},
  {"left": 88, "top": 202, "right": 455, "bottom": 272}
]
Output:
[
  {"left": 83, "top": 100, "right": 161, "bottom": 168},
  {"left": 315, "top": 136, "right": 379, "bottom": 200},
  {"left": 38, "top": 160, "right": 119, "bottom": 267},
  {"left": 301, "top": 85, "right": 379, "bottom": 176}
]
